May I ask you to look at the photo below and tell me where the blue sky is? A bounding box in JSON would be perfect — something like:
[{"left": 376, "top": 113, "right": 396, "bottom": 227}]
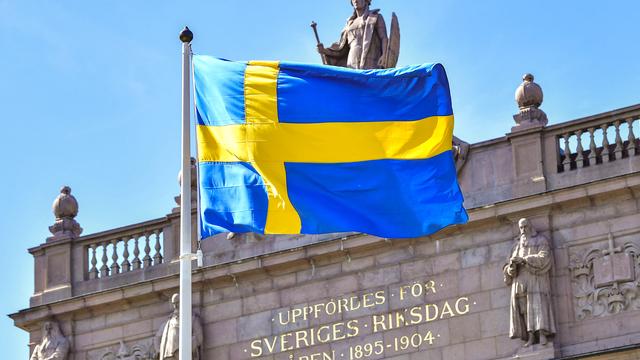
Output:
[{"left": 1, "top": 0, "right": 639, "bottom": 358}]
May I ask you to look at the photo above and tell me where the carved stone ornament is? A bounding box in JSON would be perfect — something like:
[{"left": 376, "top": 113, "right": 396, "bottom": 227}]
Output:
[
  {"left": 569, "top": 234, "right": 640, "bottom": 320},
  {"left": 453, "top": 136, "right": 470, "bottom": 172},
  {"left": 48, "top": 186, "right": 83, "bottom": 240},
  {"left": 30, "top": 321, "right": 70, "bottom": 360},
  {"left": 94, "top": 339, "right": 157, "bottom": 360},
  {"left": 513, "top": 74, "right": 548, "bottom": 131}
]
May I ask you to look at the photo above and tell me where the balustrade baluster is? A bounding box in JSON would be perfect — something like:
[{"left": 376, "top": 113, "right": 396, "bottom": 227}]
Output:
[
  {"left": 143, "top": 233, "right": 152, "bottom": 268},
  {"left": 614, "top": 120, "right": 623, "bottom": 159},
  {"left": 132, "top": 236, "right": 142, "bottom": 270},
  {"left": 89, "top": 244, "right": 98, "bottom": 280},
  {"left": 601, "top": 124, "right": 610, "bottom": 163},
  {"left": 110, "top": 239, "right": 120, "bottom": 275},
  {"left": 628, "top": 118, "right": 637, "bottom": 156},
  {"left": 562, "top": 133, "right": 572, "bottom": 171},
  {"left": 153, "top": 230, "right": 163, "bottom": 265},
  {"left": 588, "top": 127, "right": 597, "bottom": 166},
  {"left": 99, "top": 242, "right": 109, "bottom": 278},
  {"left": 575, "top": 130, "right": 585, "bottom": 168},
  {"left": 121, "top": 237, "right": 131, "bottom": 272}
]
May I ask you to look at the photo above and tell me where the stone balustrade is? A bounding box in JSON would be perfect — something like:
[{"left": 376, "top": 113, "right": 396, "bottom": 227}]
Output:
[
  {"left": 85, "top": 224, "right": 165, "bottom": 280},
  {"left": 552, "top": 113, "right": 639, "bottom": 173},
  {"left": 28, "top": 215, "right": 182, "bottom": 306},
  {"left": 542, "top": 104, "right": 640, "bottom": 193}
]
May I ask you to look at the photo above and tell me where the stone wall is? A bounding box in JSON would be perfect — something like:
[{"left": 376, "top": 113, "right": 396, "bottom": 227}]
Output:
[
  {"left": 11, "top": 102, "right": 640, "bottom": 360},
  {"left": 13, "top": 169, "right": 640, "bottom": 360}
]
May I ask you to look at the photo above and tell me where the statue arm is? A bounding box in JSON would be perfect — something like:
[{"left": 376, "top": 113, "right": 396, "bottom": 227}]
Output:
[
  {"left": 324, "top": 30, "right": 350, "bottom": 58},
  {"left": 43, "top": 340, "right": 69, "bottom": 360},
  {"left": 193, "top": 314, "right": 204, "bottom": 349},
  {"left": 154, "top": 322, "right": 165, "bottom": 354},
  {"left": 503, "top": 243, "right": 519, "bottom": 285},
  {"left": 523, "top": 240, "right": 552, "bottom": 271},
  {"left": 30, "top": 346, "right": 39, "bottom": 360},
  {"left": 503, "top": 262, "right": 515, "bottom": 285}
]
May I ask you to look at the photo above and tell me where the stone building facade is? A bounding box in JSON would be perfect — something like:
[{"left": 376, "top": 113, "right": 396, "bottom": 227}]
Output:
[{"left": 10, "top": 76, "right": 640, "bottom": 360}]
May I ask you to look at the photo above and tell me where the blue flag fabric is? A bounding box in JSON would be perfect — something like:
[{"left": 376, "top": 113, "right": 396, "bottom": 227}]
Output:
[{"left": 194, "top": 56, "right": 468, "bottom": 239}]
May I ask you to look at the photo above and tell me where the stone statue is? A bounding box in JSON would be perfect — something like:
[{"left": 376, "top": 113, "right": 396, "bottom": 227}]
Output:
[
  {"left": 155, "top": 294, "right": 203, "bottom": 360},
  {"left": 453, "top": 136, "right": 470, "bottom": 172},
  {"left": 175, "top": 157, "right": 198, "bottom": 207},
  {"left": 503, "top": 218, "right": 556, "bottom": 347},
  {"left": 316, "top": 0, "right": 399, "bottom": 69},
  {"left": 48, "top": 186, "right": 82, "bottom": 240},
  {"left": 30, "top": 321, "right": 70, "bottom": 360}
]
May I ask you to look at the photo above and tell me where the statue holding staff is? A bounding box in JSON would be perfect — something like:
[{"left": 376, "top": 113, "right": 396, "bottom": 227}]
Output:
[
  {"left": 313, "top": 0, "right": 399, "bottom": 69},
  {"left": 310, "top": 3, "right": 471, "bottom": 171}
]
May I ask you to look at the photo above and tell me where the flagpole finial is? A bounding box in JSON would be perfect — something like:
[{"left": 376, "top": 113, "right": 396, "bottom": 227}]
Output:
[{"left": 179, "top": 26, "right": 193, "bottom": 43}]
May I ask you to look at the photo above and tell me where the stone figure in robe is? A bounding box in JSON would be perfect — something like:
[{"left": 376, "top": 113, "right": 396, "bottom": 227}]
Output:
[
  {"left": 155, "top": 294, "right": 203, "bottom": 360},
  {"left": 317, "top": 0, "right": 390, "bottom": 69},
  {"left": 503, "top": 218, "right": 556, "bottom": 347},
  {"left": 30, "top": 321, "right": 70, "bottom": 360}
]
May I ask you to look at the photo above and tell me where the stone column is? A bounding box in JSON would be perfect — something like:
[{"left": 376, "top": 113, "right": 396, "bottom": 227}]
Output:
[
  {"left": 30, "top": 186, "right": 82, "bottom": 306},
  {"left": 508, "top": 74, "right": 548, "bottom": 198}
]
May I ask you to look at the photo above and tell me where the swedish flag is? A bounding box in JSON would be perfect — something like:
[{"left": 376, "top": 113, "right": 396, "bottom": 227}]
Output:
[{"left": 194, "top": 56, "right": 468, "bottom": 239}]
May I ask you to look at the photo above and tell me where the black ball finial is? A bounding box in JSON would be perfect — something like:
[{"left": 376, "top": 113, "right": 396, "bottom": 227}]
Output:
[{"left": 179, "top": 26, "right": 193, "bottom": 43}]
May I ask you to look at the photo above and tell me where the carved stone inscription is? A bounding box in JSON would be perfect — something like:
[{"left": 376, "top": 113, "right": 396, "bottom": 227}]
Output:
[
  {"left": 594, "top": 252, "right": 635, "bottom": 287},
  {"left": 245, "top": 280, "right": 475, "bottom": 360}
]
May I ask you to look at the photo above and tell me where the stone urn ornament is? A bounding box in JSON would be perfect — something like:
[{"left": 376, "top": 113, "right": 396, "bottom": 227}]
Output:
[
  {"left": 513, "top": 74, "right": 548, "bottom": 131},
  {"left": 48, "top": 186, "right": 83, "bottom": 240}
]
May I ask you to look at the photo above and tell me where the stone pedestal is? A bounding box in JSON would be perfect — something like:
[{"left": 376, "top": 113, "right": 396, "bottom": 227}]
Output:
[
  {"left": 499, "top": 342, "right": 557, "bottom": 360},
  {"left": 30, "top": 239, "right": 73, "bottom": 306},
  {"left": 508, "top": 127, "right": 547, "bottom": 198}
]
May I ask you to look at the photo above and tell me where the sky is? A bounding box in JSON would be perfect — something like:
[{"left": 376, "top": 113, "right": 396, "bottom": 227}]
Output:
[{"left": 1, "top": 0, "right": 639, "bottom": 358}]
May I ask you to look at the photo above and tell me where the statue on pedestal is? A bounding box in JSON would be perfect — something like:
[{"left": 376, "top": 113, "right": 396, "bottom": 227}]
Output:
[
  {"left": 48, "top": 186, "right": 82, "bottom": 240},
  {"left": 154, "top": 294, "right": 203, "bottom": 360},
  {"left": 312, "top": 0, "right": 470, "bottom": 171},
  {"left": 316, "top": 0, "right": 399, "bottom": 69},
  {"left": 503, "top": 218, "right": 556, "bottom": 347},
  {"left": 30, "top": 321, "right": 70, "bottom": 360}
]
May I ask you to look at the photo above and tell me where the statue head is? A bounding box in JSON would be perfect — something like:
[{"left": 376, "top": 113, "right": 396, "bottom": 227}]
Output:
[
  {"left": 171, "top": 293, "right": 179, "bottom": 312},
  {"left": 518, "top": 218, "right": 529, "bottom": 234},
  {"left": 518, "top": 218, "right": 538, "bottom": 240},
  {"left": 43, "top": 321, "right": 53, "bottom": 336},
  {"left": 41, "top": 321, "right": 63, "bottom": 342},
  {"left": 351, "top": 0, "right": 371, "bottom": 11}
]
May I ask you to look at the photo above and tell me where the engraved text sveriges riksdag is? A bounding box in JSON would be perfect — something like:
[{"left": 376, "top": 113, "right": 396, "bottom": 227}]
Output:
[{"left": 244, "top": 279, "right": 476, "bottom": 359}]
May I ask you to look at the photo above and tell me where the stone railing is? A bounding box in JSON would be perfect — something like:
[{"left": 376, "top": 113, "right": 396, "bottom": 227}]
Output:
[
  {"left": 29, "top": 215, "right": 181, "bottom": 306},
  {"left": 459, "top": 104, "right": 640, "bottom": 209},
  {"left": 540, "top": 104, "right": 640, "bottom": 192},
  {"left": 548, "top": 108, "right": 639, "bottom": 173},
  {"left": 84, "top": 222, "right": 165, "bottom": 280}
]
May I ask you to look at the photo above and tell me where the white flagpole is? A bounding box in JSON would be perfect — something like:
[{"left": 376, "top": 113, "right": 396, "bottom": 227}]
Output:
[{"left": 178, "top": 26, "right": 193, "bottom": 360}]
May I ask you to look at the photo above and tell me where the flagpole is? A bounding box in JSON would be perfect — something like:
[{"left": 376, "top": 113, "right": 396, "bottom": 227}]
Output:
[{"left": 178, "top": 26, "right": 193, "bottom": 360}]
